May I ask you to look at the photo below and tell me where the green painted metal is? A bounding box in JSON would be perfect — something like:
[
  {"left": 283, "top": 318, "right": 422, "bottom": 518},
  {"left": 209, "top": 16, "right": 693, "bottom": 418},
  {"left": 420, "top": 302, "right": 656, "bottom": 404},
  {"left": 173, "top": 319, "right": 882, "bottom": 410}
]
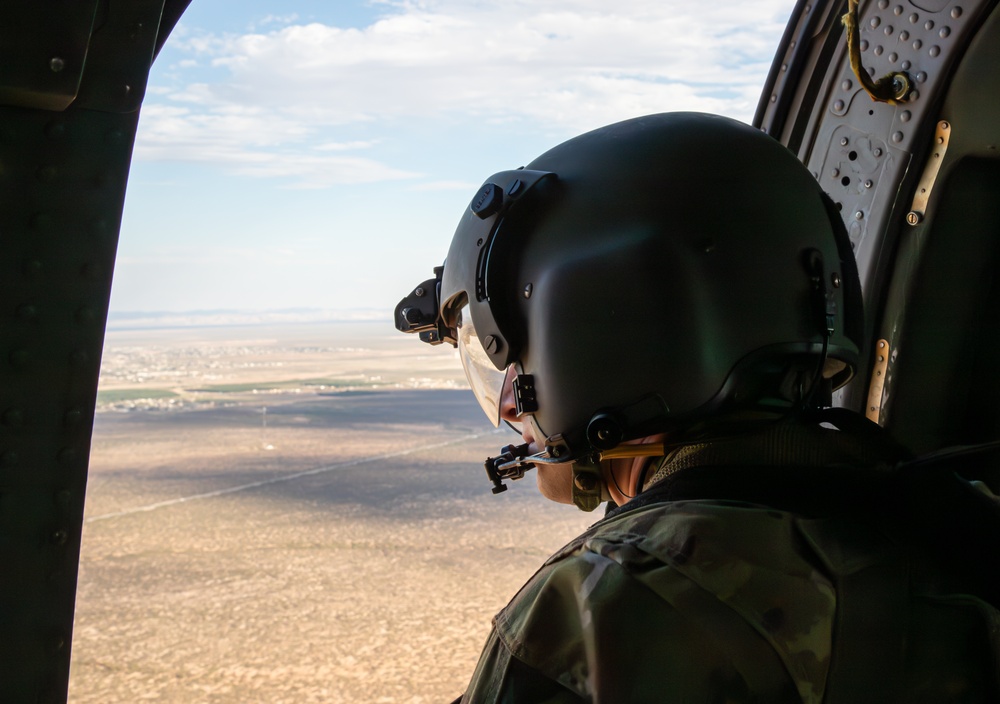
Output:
[{"left": 0, "top": 1, "right": 189, "bottom": 701}]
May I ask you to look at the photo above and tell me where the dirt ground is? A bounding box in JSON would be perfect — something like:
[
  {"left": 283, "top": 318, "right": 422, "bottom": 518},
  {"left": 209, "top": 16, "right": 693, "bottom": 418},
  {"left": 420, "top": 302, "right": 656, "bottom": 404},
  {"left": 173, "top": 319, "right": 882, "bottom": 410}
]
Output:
[{"left": 69, "top": 323, "right": 593, "bottom": 703}]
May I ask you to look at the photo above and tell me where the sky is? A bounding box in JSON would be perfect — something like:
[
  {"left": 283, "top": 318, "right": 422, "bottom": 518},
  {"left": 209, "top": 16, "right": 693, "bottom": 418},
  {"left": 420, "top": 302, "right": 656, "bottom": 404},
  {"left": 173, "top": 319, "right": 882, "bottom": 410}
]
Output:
[{"left": 110, "top": 0, "right": 794, "bottom": 318}]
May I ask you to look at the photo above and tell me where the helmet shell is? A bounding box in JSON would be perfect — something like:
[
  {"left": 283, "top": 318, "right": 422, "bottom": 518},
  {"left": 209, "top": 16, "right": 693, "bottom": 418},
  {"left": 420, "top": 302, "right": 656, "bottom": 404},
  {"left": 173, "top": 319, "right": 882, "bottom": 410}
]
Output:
[{"left": 441, "top": 112, "right": 862, "bottom": 447}]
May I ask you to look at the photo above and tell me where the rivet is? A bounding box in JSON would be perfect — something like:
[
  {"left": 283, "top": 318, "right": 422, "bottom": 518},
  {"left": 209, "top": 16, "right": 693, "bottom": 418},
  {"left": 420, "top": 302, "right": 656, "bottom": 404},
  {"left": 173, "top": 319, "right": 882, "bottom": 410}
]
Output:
[
  {"left": 840, "top": 137, "right": 850, "bottom": 146},
  {"left": 874, "top": 45, "right": 884, "bottom": 56},
  {"left": 90, "top": 218, "right": 109, "bottom": 238},
  {"left": 909, "top": 90, "right": 920, "bottom": 101},
  {"left": 939, "top": 26, "right": 951, "bottom": 38},
  {"left": 3, "top": 409, "right": 24, "bottom": 427},
  {"left": 832, "top": 168, "right": 841, "bottom": 178},
  {"left": 523, "top": 283, "right": 533, "bottom": 299},
  {"left": 916, "top": 71, "right": 927, "bottom": 83},
  {"left": 892, "top": 131, "right": 904, "bottom": 143},
  {"left": 855, "top": 210, "right": 864, "bottom": 220},
  {"left": 49, "top": 57, "right": 65, "bottom": 73},
  {"left": 548, "top": 446, "right": 563, "bottom": 458},
  {"left": 64, "top": 409, "right": 83, "bottom": 425},
  {"left": 483, "top": 335, "right": 500, "bottom": 355},
  {"left": 900, "top": 30, "right": 909, "bottom": 40},
  {"left": 878, "top": 0, "right": 888, "bottom": 8},
  {"left": 81, "top": 263, "right": 102, "bottom": 279},
  {"left": 900, "top": 110, "right": 911, "bottom": 123},
  {"left": 123, "top": 84, "right": 132, "bottom": 95},
  {"left": 51, "top": 530, "right": 68, "bottom": 546},
  {"left": 951, "top": 7, "right": 963, "bottom": 19},
  {"left": 874, "top": 147, "right": 883, "bottom": 157},
  {"left": 770, "top": 94, "right": 777, "bottom": 103},
  {"left": 44, "top": 122, "right": 67, "bottom": 139},
  {"left": 476, "top": 238, "right": 483, "bottom": 247},
  {"left": 9, "top": 349, "right": 29, "bottom": 367},
  {"left": 834, "top": 99, "right": 845, "bottom": 111},
  {"left": 841, "top": 79, "right": 853, "bottom": 90},
  {"left": 901, "top": 59, "right": 911, "bottom": 70},
  {"left": 864, "top": 179, "right": 873, "bottom": 188},
  {"left": 414, "top": 287, "right": 425, "bottom": 297},
  {"left": 878, "top": 340, "right": 887, "bottom": 349},
  {"left": 929, "top": 45, "right": 940, "bottom": 57},
  {"left": 30, "top": 213, "right": 52, "bottom": 230},
  {"left": 889, "top": 52, "right": 898, "bottom": 62},
  {"left": 924, "top": 19, "right": 935, "bottom": 30},
  {"left": 884, "top": 26, "right": 894, "bottom": 36},
  {"left": 870, "top": 16, "right": 881, "bottom": 28},
  {"left": 909, "top": 12, "right": 919, "bottom": 23},
  {"left": 781, "top": 63, "right": 788, "bottom": 72},
  {"left": 831, "top": 272, "right": 842, "bottom": 288},
  {"left": 893, "top": 4, "right": 903, "bottom": 14},
  {"left": 912, "top": 39, "right": 923, "bottom": 50},
  {"left": 860, "top": 39, "right": 869, "bottom": 51}
]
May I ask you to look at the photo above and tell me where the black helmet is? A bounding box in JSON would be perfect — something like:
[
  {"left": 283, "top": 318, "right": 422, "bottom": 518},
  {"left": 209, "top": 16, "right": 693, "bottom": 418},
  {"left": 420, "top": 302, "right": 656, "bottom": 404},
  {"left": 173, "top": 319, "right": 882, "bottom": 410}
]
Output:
[{"left": 396, "top": 112, "right": 862, "bottom": 505}]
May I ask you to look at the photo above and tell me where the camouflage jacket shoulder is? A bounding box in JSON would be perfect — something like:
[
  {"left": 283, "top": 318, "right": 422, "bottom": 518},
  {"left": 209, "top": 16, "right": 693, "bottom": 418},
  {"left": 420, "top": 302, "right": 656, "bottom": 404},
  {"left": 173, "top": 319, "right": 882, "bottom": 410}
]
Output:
[{"left": 461, "top": 497, "right": 1000, "bottom": 703}]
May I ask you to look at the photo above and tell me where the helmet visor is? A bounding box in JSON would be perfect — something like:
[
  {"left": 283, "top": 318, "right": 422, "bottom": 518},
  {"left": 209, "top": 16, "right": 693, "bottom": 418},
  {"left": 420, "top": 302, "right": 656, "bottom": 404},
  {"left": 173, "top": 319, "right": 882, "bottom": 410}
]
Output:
[{"left": 457, "top": 307, "right": 507, "bottom": 427}]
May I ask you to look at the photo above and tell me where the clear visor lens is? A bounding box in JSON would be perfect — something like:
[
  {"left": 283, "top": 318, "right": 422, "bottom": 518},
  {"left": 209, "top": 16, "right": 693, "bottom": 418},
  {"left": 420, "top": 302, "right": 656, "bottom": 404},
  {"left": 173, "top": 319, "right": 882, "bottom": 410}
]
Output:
[{"left": 457, "top": 309, "right": 507, "bottom": 427}]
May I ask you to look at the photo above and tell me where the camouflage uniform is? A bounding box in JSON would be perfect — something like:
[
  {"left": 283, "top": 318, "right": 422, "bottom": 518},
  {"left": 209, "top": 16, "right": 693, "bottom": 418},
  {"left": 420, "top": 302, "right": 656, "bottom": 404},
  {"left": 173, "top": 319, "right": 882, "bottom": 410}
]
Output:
[{"left": 459, "top": 424, "right": 1000, "bottom": 703}]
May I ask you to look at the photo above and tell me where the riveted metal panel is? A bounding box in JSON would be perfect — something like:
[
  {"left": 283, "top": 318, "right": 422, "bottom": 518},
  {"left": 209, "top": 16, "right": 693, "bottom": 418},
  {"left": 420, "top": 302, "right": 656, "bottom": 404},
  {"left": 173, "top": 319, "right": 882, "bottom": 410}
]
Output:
[
  {"left": 0, "top": 1, "right": 100, "bottom": 111},
  {"left": 0, "top": 1, "right": 192, "bottom": 700},
  {"left": 756, "top": 0, "right": 1000, "bottom": 423}
]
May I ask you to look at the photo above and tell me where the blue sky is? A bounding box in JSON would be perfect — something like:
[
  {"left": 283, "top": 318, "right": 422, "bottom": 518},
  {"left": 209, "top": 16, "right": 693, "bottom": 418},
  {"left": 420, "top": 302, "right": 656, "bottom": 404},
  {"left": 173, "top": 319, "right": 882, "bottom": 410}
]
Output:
[{"left": 111, "top": 0, "right": 793, "bottom": 316}]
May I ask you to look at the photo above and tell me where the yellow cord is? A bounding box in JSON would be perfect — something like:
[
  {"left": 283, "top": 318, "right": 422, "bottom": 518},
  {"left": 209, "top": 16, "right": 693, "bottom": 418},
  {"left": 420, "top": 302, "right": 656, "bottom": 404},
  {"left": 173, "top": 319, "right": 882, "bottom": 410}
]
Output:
[
  {"left": 842, "top": 0, "right": 911, "bottom": 104},
  {"left": 599, "top": 444, "right": 666, "bottom": 460}
]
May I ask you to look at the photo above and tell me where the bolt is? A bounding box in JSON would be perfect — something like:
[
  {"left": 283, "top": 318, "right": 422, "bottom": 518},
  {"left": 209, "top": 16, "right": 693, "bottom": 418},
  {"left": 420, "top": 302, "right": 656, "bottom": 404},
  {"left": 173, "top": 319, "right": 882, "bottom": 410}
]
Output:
[
  {"left": 49, "top": 57, "right": 65, "bottom": 73},
  {"left": 855, "top": 211, "right": 864, "bottom": 220},
  {"left": 874, "top": 148, "right": 883, "bottom": 157},
  {"left": 864, "top": 179, "right": 873, "bottom": 188},
  {"left": 840, "top": 137, "right": 849, "bottom": 146},
  {"left": 906, "top": 211, "right": 922, "bottom": 225},
  {"left": 414, "top": 287, "right": 425, "bottom": 297},
  {"left": 483, "top": 335, "right": 500, "bottom": 355}
]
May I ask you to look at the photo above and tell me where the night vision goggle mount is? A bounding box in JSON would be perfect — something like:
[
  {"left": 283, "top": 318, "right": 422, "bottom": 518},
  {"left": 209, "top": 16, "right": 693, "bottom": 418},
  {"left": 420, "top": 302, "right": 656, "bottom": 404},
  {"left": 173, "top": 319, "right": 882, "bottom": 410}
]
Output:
[{"left": 394, "top": 266, "right": 454, "bottom": 347}]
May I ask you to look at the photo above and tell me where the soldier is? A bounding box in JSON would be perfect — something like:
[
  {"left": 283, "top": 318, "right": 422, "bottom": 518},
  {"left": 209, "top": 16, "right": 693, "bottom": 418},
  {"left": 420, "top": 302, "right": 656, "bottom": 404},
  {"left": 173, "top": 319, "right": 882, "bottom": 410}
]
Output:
[{"left": 395, "top": 112, "right": 999, "bottom": 702}]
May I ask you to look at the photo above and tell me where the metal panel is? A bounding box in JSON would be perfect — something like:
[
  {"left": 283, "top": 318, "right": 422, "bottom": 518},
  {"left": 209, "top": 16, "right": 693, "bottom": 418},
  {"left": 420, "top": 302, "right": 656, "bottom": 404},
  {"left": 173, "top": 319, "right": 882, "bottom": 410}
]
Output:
[
  {"left": 755, "top": 0, "right": 1000, "bottom": 424},
  {"left": 0, "top": 1, "right": 100, "bottom": 111},
  {"left": 0, "top": 1, "right": 191, "bottom": 700}
]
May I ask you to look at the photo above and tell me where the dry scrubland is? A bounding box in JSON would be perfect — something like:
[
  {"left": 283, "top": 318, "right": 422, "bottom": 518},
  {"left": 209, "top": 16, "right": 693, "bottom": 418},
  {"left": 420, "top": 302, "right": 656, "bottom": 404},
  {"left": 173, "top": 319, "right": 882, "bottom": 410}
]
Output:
[{"left": 71, "top": 322, "right": 593, "bottom": 703}]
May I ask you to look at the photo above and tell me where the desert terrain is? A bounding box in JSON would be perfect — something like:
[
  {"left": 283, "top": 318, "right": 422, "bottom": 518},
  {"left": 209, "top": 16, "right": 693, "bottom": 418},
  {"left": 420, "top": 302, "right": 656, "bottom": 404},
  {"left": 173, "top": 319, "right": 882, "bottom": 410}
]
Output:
[{"left": 70, "top": 320, "right": 593, "bottom": 703}]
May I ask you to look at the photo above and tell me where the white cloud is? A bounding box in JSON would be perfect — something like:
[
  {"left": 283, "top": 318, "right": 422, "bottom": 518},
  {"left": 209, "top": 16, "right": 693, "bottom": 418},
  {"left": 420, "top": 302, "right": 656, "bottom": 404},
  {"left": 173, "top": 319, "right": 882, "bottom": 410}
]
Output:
[{"left": 140, "top": 1, "right": 792, "bottom": 183}]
